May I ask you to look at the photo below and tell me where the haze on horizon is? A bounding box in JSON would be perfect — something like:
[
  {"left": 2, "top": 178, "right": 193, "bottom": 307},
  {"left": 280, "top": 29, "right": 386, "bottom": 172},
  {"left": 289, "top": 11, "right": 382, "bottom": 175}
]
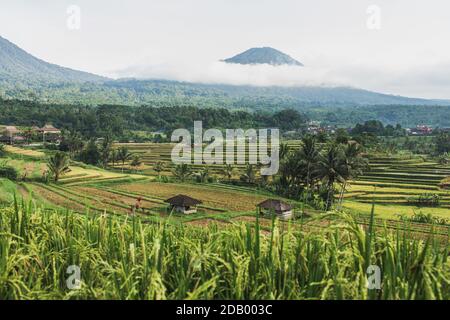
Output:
[{"left": 1, "top": 0, "right": 450, "bottom": 99}]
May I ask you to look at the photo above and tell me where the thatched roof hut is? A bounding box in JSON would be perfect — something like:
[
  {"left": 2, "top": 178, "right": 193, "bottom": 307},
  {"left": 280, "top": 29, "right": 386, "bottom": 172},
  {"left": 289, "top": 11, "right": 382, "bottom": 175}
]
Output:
[
  {"left": 165, "top": 194, "right": 202, "bottom": 214},
  {"left": 257, "top": 199, "right": 293, "bottom": 220}
]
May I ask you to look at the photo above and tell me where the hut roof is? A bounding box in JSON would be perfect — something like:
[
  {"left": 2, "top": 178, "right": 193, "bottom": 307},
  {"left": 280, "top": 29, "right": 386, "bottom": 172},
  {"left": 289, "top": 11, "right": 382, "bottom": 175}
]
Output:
[
  {"left": 164, "top": 194, "right": 202, "bottom": 207},
  {"left": 257, "top": 199, "right": 292, "bottom": 212},
  {"left": 5, "top": 126, "right": 20, "bottom": 133},
  {"left": 41, "top": 124, "right": 60, "bottom": 132}
]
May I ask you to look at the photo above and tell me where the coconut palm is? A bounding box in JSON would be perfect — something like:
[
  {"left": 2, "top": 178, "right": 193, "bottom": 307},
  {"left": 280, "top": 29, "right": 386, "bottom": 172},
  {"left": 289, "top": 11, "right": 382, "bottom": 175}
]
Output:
[
  {"left": 336, "top": 143, "right": 369, "bottom": 206},
  {"left": 437, "top": 152, "right": 450, "bottom": 165},
  {"left": 240, "top": 164, "right": 256, "bottom": 184},
  {"left": 65, "top": 132, "right": 84, "bottom": 158},
  {"left": 130, "top": 155, "right": 142, "bottom": 172},
  {"left": 110, "top": 149, "right": 118, "bottom": 168},
  {"left": 99, "top": 137, "right": 113, "bottom": 168},
  {"left": 47, "top": 152, "right": 71, "bottom": 182},
  {"left": 153, "top": 161, "right": 165, "bottom": 179},
  {"left": 195, "top": 168, "right": 210, "bottom": 183},
  {"left": 298, "top": 135, "right": 321, "bottom": 190},
  {"left": 172, "top": 163, "right": 192, "bottom": 182},
  {"left": 117, "top": 146, "right": 132, "bottom": 172},
  {"left": 221, "top": 164, "right": 234, "bottom": 182},
  {"left": 279, "top": 143, "right": 291, "bottom": 160},
  {"left": 314, "top": 144, "right": 347, "bottom": 210}
]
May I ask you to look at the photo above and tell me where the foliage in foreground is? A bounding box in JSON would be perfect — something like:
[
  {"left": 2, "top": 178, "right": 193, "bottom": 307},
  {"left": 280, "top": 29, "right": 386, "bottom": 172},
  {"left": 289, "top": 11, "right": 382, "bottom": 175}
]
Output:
[{"left": 0, "top": 201, "right": 448, "bottom": 300}]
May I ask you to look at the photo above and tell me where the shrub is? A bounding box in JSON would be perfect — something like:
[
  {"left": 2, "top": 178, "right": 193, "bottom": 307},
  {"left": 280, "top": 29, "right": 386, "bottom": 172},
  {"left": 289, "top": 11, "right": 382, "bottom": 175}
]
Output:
[
  {"left": 399, "top": 211, "right": 448, "bottom": 225},
  {"left": 0, "top": 144, "right": 6, "bottom": 157},
  {"left": 406, "top": 193, "right": 440, "bottom": 207},
  {"left": 0, "top": 165, "right": 19, "bottom": 181}
]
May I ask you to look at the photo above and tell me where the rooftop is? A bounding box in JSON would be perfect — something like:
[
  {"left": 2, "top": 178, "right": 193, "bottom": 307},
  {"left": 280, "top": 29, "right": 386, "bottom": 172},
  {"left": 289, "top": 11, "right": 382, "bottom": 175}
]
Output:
[
  {"left": 257, "top": 199, "right": 293, "bottom": 212},
  {"left": 164, "top": 194, "right": 202, "bottom": 207}
]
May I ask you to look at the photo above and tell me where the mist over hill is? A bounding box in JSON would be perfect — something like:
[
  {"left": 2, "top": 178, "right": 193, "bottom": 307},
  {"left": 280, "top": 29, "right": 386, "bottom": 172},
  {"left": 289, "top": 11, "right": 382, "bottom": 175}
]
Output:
[{"left": 1, "top": 35, "right": 450, "bottom": 127}]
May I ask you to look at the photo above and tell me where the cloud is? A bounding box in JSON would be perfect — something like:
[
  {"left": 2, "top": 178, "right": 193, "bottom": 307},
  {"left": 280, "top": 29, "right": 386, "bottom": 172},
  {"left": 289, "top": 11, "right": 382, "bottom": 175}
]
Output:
[
  {"left": 111, "top": 59, "right": 450, "bottom": 99},
  {"left": 111, "top": 60, "right": 348, "bottom": 87}
]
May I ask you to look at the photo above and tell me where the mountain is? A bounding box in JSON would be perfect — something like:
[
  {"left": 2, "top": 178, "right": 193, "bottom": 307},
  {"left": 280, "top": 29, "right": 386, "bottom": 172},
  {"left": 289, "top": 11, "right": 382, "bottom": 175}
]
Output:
[
  {"left": 223, "top": 47, "right": 303, "bottom": 66},
  {"left": 0, "top": 36, "right": 449, "bottom": 115},
  {"left": 0, "top": 35, "right": 108, "bottom": 83}
]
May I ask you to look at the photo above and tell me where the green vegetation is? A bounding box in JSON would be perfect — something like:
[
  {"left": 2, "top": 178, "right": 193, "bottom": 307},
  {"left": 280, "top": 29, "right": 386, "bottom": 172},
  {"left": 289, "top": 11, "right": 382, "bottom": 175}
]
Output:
[
  {"left": 0, "top": 201, "right": 448, "bottom": 299},
  {"left": 47, "top": 152, "right": 71, "bottom": 182},
  {"left": 343, "top": 153, "right": 450, "bottom": 219}
]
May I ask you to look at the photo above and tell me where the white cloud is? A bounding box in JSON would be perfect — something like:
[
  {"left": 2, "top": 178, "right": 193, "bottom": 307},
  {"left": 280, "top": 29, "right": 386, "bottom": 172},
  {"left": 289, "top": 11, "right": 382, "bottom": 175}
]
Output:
[
  {"left": 112, "top": 60, "right": 347, "bottom": 87},
  {"left": 111, "top": 59, "right": 450, "bottom": 99}
]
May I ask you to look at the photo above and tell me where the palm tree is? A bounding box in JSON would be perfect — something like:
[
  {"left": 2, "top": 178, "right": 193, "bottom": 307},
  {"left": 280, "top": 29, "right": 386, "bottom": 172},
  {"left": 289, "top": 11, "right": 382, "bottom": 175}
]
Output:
[
  {"left": 279, "top": 143, "right": 291, "bottom": 160},
  {"left": 240, "top": 164, "right": 256, "bottom": 184},
  {"left": 153, "top": 161, "right": 165, "bottom": 179},
  {"left": 437, "top": 152, "right": 450, "bottom": 165},
  {"left": 337, "top": 143, "right": 369, "bottom": 206},
  {"left": 47, "top": 152, "right": 71, "bottom": 182},
  {"left": 221, "top": 164, "right": 234, "bottom": 182},
  {"left": 130, "top": 154, "right": 142, "bottom": 172},
  {"left": 99, "top": 137, "right": 112, "bottom": 168},
  {"left": 195, "top": 167, "right": 210, "bottom": 183},
  {"left": 65, "top": 132, "right": 84, "bottom": 158},
  {"left": 298, "top": 135, "right": 321, "bottom": 191},
  {"left": 172, "top": 163, "right": 192, "bottom": 182},
  {"left": 117, "top": 146, "right": 132, "bottom": 172},
  {"left": 314, "top": 144, "right": 347, "bottom": 210},
  {"left": 110, "top": 149, "right": 118, "bottom": 168}
]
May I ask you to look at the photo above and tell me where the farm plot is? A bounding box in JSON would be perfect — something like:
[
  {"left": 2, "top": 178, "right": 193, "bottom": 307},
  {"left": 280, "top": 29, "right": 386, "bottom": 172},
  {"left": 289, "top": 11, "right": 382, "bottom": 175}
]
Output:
[
  {"left": 113, "top": 181, "right": 273, "bottom": 212},
  {"left": 113, "top": 141, "right": 302, "bottom": 177},
  {"left": 57, "top": 166, "right": 147, "bottom": 186},
  {"left": 4, "top": 145, "right": 45, "bottom": 158},
  {"left": 342, "top": 154, "right": 450, "bottom": 219}
]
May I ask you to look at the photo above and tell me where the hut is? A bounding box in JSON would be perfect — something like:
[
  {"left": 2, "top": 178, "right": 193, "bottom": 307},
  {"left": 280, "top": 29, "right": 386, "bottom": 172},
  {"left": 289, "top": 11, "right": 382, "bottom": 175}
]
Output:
[
  {"left": 257, "top": 199, "right": 293, "bottom": 220},
  {"left": 1, "top": 126, "right": 24, "bottom": 145},
  {"left": 37, "top": 124, "right": 61, "bottom": 143},
  {"left": 165, "top": 194, "right": 202, "bottom": 214}
]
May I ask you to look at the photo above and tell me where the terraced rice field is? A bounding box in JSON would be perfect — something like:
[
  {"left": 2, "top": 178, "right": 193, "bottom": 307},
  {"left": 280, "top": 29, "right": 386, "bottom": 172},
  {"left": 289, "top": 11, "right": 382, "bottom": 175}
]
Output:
[
  {"left": 113, "top": 181, "right": 273, "bottom": 212},
  {"left": 342, "top": 154, "right": 450, "bottom": 219},
  {"left": 114, "top": 141, "right": 302, "bottom": 176},
  {"left": 58, "top": 166, "right": 146, "bottom": 186},
  {"left": 4, "top": 145, "right": 46, "bottom": 158}
]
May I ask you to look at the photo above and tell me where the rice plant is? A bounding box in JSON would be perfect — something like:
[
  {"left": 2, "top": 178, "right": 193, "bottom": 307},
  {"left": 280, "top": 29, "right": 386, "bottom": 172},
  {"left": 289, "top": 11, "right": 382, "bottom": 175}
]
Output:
[{"left": 0, "top": 198, "right": 448, "bottom": 300}]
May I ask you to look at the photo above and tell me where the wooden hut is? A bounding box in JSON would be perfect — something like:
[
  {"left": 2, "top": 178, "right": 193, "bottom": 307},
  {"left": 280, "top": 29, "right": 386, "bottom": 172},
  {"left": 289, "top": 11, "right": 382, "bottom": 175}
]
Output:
[
  {"left": 165, "top": 194, "right": 202, "bottom": 214},
  {"left": 257, "top": 199, "right": 293, "bottom": 220},
  {"left": 37, "top": 124, "right": 61, "bottom": 143}
]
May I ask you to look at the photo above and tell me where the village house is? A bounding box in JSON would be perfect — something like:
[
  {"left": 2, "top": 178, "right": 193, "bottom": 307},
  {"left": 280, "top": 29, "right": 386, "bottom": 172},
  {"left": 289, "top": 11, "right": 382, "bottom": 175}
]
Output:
[
  {"left": 408, "top": 125, "right": 433, "bottom": 136},
  {"left": 0, "top": 126, "right": 26, "bottom": 145},
  {"left": 33, "top": 124, "right": 62, "bottom": 143},
  {"left": 257, "top": 199, "right": 293, "bottom": 220},
  {"left": 165, "top": 194, "right": 202, "bottom": 214}
]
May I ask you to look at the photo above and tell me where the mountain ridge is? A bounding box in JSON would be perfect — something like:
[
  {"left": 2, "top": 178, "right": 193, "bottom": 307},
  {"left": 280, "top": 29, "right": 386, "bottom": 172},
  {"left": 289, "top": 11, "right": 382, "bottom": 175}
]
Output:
[
  {"left": 0, "top": 35, "right": 108, "bottom": 83},
  {"left": 0, "top": 36, "right": 449, "bottom": 108}
]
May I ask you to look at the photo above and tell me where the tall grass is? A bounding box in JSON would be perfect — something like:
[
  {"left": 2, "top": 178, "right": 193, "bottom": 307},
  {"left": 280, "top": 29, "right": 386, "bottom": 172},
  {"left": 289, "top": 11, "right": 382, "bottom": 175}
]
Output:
[{"left": 0, "top": 198, "right": 448, "bottom": 300}]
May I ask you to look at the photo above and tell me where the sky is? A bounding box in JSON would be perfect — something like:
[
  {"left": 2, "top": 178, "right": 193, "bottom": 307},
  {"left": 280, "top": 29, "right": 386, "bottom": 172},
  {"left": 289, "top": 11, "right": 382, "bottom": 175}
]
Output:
[{"left": 1, "top": 0, "right": 450, "bottom": 99}]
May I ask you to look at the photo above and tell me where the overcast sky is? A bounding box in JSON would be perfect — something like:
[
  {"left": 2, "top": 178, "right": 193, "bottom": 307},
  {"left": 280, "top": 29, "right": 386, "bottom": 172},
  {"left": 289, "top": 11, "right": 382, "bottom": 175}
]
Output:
[{"left": 1, "top": 0, "right": 450, "bottom": 99}]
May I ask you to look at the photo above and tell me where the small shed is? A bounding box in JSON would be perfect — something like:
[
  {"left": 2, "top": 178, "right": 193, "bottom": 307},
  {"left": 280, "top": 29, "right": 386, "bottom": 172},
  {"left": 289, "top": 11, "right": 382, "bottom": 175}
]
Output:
[
  {"left": 165, "top": 194, "right": 202, "bottom": 214},
  {"left": 257, "top": 199, "right": 293, "bottom": 220}
]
